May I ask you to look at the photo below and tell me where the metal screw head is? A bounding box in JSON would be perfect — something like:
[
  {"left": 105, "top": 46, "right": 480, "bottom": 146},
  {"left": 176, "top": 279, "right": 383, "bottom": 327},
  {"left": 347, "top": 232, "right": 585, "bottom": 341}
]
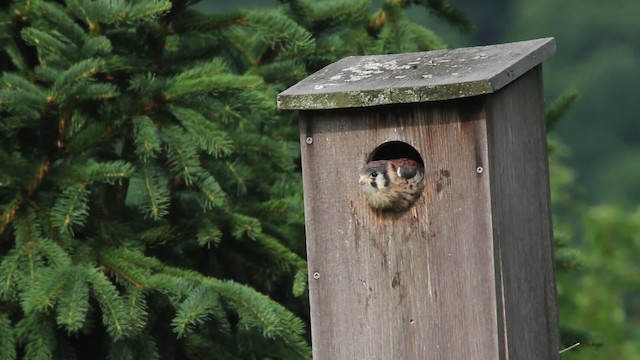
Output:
[
  {"left": 476, "top": 166, "right": 484, "bottom": 174},
  {"left": 305, "top": 137, "right": 313, "bottom": 144},
  {"left": 312, "top": 272, "right": 320, "bottom": 279}
]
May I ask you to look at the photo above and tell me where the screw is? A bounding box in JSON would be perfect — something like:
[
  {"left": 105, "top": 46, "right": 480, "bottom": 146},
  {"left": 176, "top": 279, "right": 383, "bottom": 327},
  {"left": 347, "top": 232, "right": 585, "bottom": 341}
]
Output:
[
  {"left": 476, "top": 166, "right": 484, "bottom": 174},
  {"left": 305, "top": 136, "right": 313, "bottom": 144},
  {"left": 313, "top": 272, "right": 320, "bottom": 279}
]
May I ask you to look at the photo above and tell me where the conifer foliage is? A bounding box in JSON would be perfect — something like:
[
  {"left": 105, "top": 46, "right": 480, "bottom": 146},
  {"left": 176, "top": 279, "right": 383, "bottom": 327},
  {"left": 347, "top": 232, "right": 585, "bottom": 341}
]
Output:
[{"left": 0, "top": 0, "right": 466, "bottom": 358}]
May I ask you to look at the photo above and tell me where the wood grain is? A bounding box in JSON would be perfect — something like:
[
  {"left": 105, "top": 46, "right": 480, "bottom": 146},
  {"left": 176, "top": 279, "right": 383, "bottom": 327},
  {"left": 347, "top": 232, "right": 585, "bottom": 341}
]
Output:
[
  {"left": 286, "top": 39, "right": 560, "bottom": 359},
  {"left": 300, "top": 97, "right": 500, "bottom": 359},
  {"left": 486, "top": 66, "right": 560, "bottom": 360},
  {"left": 297, "top": 68, "right": 559, "bottom": 359}
]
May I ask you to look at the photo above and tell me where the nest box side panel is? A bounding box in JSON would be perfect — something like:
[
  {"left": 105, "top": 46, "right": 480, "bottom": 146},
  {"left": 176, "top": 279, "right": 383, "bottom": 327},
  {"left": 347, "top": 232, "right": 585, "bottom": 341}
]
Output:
[
  {"left": 486, "top": 66, "right": 560, "bottom": 359},
  {"left": 299, "top": 99, "right": 499, "bottom": 359}
]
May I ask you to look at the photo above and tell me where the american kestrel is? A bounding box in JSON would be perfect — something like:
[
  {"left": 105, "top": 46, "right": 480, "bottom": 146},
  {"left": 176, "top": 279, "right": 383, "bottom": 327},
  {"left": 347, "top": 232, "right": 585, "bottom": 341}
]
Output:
[{"left": 358, "top": 158, "right": 425, "bottom": 211}]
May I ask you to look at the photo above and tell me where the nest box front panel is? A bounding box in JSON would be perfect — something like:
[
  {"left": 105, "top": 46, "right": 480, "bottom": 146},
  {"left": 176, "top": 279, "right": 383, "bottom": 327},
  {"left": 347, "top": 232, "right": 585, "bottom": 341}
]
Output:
[{"left": 299, "top": 98, "right": 501, "bottom": 359}]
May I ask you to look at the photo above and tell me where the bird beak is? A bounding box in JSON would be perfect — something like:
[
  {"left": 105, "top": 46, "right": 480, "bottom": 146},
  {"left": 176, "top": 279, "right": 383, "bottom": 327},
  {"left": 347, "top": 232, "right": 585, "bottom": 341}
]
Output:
[{"left": 358, "top": 175, "right": 368, "bottom": 186}]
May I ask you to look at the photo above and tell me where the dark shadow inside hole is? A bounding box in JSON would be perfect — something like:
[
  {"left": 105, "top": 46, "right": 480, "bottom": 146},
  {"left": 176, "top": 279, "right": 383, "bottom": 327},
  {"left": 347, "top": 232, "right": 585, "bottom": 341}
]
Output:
[{"left": 367, "top": 141, "right": 424, "bottom": 167}]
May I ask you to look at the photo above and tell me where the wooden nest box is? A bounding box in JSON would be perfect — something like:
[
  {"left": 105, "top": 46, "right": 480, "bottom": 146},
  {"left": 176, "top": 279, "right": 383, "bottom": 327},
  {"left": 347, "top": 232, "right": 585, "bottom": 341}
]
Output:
[{"left": 278, "top": 38, "right": 559, "bottom": 360}]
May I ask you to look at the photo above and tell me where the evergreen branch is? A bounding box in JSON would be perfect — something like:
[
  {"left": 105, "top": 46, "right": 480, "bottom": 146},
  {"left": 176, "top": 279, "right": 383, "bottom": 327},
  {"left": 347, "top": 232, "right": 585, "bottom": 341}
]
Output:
[
  {"left": 246, "top": 10, "right": 315, "bottom": 51},
  {"left": 0, "top": 73, "right": 47, "bottom": 111},
  {"left": 20, "top": 220, "right": 39, "bottom": 286},
  {"left": 105, "top": 254, "right": 191, "bottom": 299},
  {"left": 183, "top": 334, "right": 239, "bottom": 360},
  {"left": 196, "top": 174, "right": 226, "bottom": 211},
  {"left": 0, "top": 149, "right": 27, "bottom": 188},
  {"left": 33, "top": 65, "right": 59, "bottom": 84},
  {"left": 103, "top": 54, "right": 155, "bottom": 73},
  {"left": 138, "top": 165, "right": 170, "bottom": 220},
  {"left": 292, "top": 270, "right": 307, "bottom": 297},
  {"left": 305, "top": 0, "right": 369, "bottom": 29},
  {"left": 165, "top": 125, "right": 203, "bottom": 186},
  {"left": 196, "top": 221, "right": 222, "bottom": 247},
  {"left": 15, "top": 314, "right": 56, "bottom": 360},
  {"left": 139, "top": 224, "right": 178, "bottom": 246},
  {"left": 65, "top": 122, "right": 112, "bottom": 155},
  {"left": 233, "top": 134, "right": 297, "bottom": 171},
  {"left": 0, "top": 248, "right": 25, "bottom": 301},
  {"left": 230, "top": 213, "right": 263, "bottom": 240},
  {"left": 21, "top": 267, "right": 73, "bottom": 314},
  {"left": 172, "top": 11, "right": 248, "bottom": 33},
  {"left": 49, "top": 58, "right": 104, "bottom": 103},
  {"left": 0, "top": 313, "right": 16, "bottom": 360},
  {"left": 0, "top": 198, "right": 22, "bottom": 239},
  {"left": 86, "top": 266, "right": 135, "bottom": 340},
  {"left": 165, "top": 73, "right": 262, "bottom": 98},
  {"left": 102, "top": 249, "right": 311, "bottom": 356},
  {"left": 31, "top": 233, "right": 72, "bottom": 268},
  {"left": 172, "top": 58, "right": 231, "bottom": 81},
  {"left": 214, "top": 281, "right": 310, "bottom": 358},
  {"left": 254, "top": 59, "right": 307, "bottom": 84},
  {"left": 127, "top": 73, "right": 159, "bottom": 95},
  {"left": 369, "top": 8, "right": 387, "bottom": 32},
  {"left": 0, "top": 158, "right": 50, "bottom": 237},
  {"left": 256, "top": 233, "right": 307, "bottom": 271},
  {"left": 169, "top": 105, "right": 234, "bottom": 157},
  {"left": 3, "top": 44, "right": 28, "bottom": 74},
  {"left": 370, "top": 2, "right": 412, "bottom": 53},
  {"left": 108, "top": 333, "right": 160, "bottom": 360},
  {"left": 407, "top": 22, "right": 447, "bottom": 50},
  {"left": 124, "top": 0, "right": 173, "bottom": 23},
  {"left": 171, "top": 285, "right": 224, "bottom": 337},
  {"left": 133, "top": 116, "right": 162, "bottom": 161},
  {"left": 116, "top": 288, "right": 148, "bottom": 337},
  {"left": 80, "top": 36, "right": 113, "bottom": 58},
  {"left": 227, "top": 9, "right": 314, "bottom": 62},
  {"left": 55, "top": 266, "right": 90, "bottom": 332},
  {"left": 308, "top": 35, "right": 352, "bottom": 63},
  {"left": 130, "top": 101, "right": 160, "bottom": 118},
  {"left": 57, "top": 110, "right": 71, "bottom": 148},
  {"left": 224, "top": 160, "right": 248, "bottom": 195},
  {"left": 35, "top": 1, "right": 88, "bottom": 46},
  {"left": 68, "top": 0, "right": 171, "bottom": 26},
  {"left": 51, "top": 183, "right": 90, "bottom": 234},
  {"left": 77, "top": 82, "right": 120, "bottom": 100},
  {"left": 546, "top": 88, "right": 579, "bottom": 131},
  {"left": 100, "top": 251, "right": 149, "bottom": 291},
  {"left": 87, "top": 160, "right": 135, "bottom": 184},
  {"left": 20, "top": 27, "right": 75, "bottom": 62}
]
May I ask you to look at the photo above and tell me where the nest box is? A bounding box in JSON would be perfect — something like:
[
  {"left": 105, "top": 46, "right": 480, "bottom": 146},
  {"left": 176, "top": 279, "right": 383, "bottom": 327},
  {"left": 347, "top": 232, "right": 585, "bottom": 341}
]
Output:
[{"left": 278, "top": 38, "right": 559, "bottom": 359}]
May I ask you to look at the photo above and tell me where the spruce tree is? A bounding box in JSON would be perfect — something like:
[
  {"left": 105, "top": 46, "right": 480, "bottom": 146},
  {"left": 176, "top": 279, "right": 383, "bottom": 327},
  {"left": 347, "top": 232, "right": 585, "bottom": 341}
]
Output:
[{"left": 0, "top": 0, "right": 469, "bottom": 358}]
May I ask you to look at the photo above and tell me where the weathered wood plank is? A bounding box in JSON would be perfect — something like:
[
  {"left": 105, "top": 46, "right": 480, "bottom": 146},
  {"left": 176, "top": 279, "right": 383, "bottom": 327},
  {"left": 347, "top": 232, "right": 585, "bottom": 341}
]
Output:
[
  {"left": 287, "top": 39, "right": 559, "bottom": 359},
  {"left": 279, "top": 38, "right": 555, "bottom": 110},
  {"left": 486, "top": 66, "right": 560, "bottom": 359},
  {"left": 299, "top": 98, "right": 501, "bottom": 359}
]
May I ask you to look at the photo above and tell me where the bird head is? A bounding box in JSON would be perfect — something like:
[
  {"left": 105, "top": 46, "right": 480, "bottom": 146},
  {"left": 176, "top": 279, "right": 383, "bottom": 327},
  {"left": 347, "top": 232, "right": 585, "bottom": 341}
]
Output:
[
  {"left": 358, "top": 158, "right": 425, "bottom": 211},
  {"left": 358, "top": 160, "right": 390, "bottom": 194}
]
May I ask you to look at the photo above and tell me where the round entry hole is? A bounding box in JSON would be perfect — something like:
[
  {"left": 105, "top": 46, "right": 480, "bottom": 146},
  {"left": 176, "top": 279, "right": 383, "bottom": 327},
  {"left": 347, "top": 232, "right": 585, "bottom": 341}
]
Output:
[{"left": 367, "top": 141, "right": 424, "bottom": 167}]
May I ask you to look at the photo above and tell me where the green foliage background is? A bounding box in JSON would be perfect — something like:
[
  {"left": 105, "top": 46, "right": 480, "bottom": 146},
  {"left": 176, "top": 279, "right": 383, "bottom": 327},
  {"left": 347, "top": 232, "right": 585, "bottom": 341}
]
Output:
[{"left": 0, "top": 0, "right": 470, "bottom": 358}]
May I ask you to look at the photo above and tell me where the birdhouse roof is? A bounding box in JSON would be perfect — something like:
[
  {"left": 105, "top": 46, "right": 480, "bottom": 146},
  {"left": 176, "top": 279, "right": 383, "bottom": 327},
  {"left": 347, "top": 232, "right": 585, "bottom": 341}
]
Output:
[{"left": 277, "top": 38, "right": 555, "bottom": 110}]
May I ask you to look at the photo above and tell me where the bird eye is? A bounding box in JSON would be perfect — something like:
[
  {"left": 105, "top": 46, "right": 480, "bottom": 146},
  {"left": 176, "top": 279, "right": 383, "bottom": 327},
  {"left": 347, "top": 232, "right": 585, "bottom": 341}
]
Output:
[{"left": 370, "top": 172, "right": 378, "bottom": 178}]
